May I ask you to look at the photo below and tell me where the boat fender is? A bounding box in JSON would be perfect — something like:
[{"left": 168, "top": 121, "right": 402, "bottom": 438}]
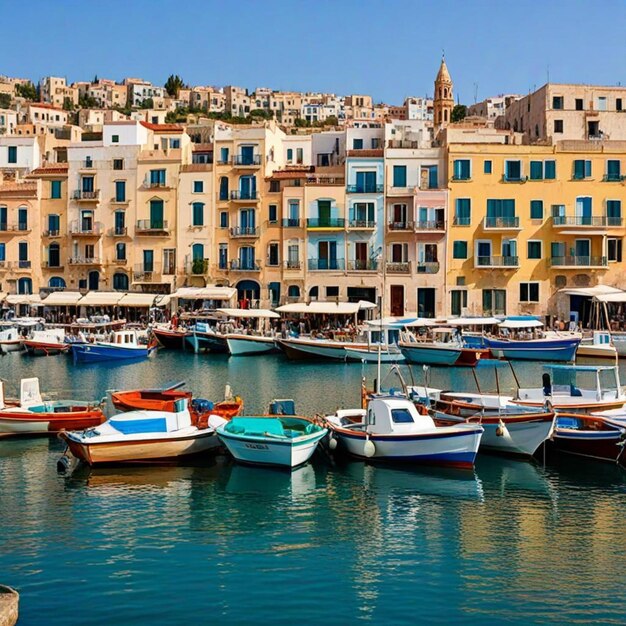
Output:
[
  {"left": 495, "top": 418, "right": 510, "bottom": 438},
  {"left": 364, "top": 438, "right": 376, "bottom": 458},
  {"left": 328, "top": 436, "right": 338, "bottom": 451}
]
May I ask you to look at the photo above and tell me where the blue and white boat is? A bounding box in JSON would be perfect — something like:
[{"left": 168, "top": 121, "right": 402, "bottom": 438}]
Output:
[
  {"left": 70, "top": 330, "right": 157, "bottom": 364},
  {"left": 211, "top": 400, "right": 327, "bottom": 468},
  {"left": 398, "top": 324, "right": 463, "bottom": 366},
  {"left": 185, "top": 321, "right": 228, "bottom": 354},
  {"left": 484, "top": 317, "right": 581, "bottom": 362}
]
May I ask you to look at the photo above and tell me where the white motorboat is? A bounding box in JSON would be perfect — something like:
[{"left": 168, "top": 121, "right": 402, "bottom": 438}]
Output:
[
  {"left": 275, "top": 336, "right": 369, "bottom": 361},
  {"left": 226, "top": 334, "right": 278, "bottom": 356},
  {"left": 325, "top": 395, "right": 483, "bottom": 469},
  {"left": 345, "top": 320, "right": 405, "bottom": 362},
  {"left": 0, "top": 327, "right": 23, "bottom": 353},
  {"left": 216, "top": 308, "right": 280, "bottom": 356},
  {"left": 576, "top": 331, "right": 618, "bottom": 360}
]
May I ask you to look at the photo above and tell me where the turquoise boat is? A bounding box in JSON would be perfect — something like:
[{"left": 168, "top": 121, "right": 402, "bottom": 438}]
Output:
[{"left": 398, "top": 341, "right": 461, "bottom": 365}]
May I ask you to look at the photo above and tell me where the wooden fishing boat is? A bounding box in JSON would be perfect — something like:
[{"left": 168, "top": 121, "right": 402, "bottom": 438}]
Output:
[
  {"left": 275, "top": 336, "right": 369, "bottom": 361},
  {"left": 23, "top": 328, "right": 69, "bottom": 356},
  {"left": 60, "top": 397, "right": 220, "bottom": 466},
  {"left": 226, "top": 334, "right": 279, "bottom": 356},
  {"left": 0, "top": 378, "right": 105, "bottom": 437},
  {"left": 70, "top": 330, "right": 157, "bottom": 363},
  {"left": 152, "top": 325, "right": 189, "bottom": 350},
  {"left": 325, "top": 396, "right": 483, "bottom": 469}
]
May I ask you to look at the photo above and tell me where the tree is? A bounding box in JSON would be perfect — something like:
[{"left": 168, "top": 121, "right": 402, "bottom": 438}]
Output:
[
  {"left": 451, "top": 104, "right": 467, "bottom": 123},
  {"left": 15, "top": 82, "right": 38, "bottom": 101},
  {"left": 164, "top": 74, "right": 185, "bottom": 97},
  {"left": 324, "top": 115, "right": 338, "bottom": 127},
  {"left": 0, "top": 93, "right": 11, "bottom": 108},
  {"left": 294, "top": 118, "right": 310, "bottom": 128},
  {"left": 140, "top": 97, "right": 154, "bottom": 109},
  {"left": 249, "top": 108, "right": 272, "bottom": 120},
  {"left": 79, "top": 93, "right": 98, "bottom": 109},
  {"left": 62, "top": 97, "right": 74, "bottom": 111}
]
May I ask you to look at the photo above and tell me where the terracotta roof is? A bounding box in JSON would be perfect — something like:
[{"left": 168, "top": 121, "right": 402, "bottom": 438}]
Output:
[
  {"left": 28, "top": 164, "right": 69, "bottom": 177},
  {"left": 140, "top": 121, "right": 184, "bottom": 133},
  {"left": 436, "top": 58, "right": 452, "bottom": 84},
  {"left": 181, "top": 163, "right": 212, "bottom": 172},
  {"left": 0, "top": 181, "right": 37, "bottom": 195},
  {"left": 29, "top": 102, "right": 64, "bottom": 111}
]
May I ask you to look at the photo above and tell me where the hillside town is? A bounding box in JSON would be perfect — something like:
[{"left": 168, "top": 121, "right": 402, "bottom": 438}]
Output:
[{"left": 1, "top": 59, "right": 625, "bottom": 320}]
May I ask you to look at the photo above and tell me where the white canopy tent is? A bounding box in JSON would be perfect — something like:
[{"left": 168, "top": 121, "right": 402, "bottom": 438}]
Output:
[
  {"left": 6, "top": 294, "right": 43, "bottom": 306},
  {"left": 498, "top": 318, "right": 543, "bottom": 329},
  {"left": 447, "top": 317, "right": 501, "bottom": 326},
  {"left": 216, "top": 308, "right": 279, "bottom": 319},
  {"left": 78, "top": 291, "right": 124, "bottom": 307},
  {"left": 275, "top": 301, "right": 374, "bottom": 315},
  {"left": 118, "top": 293, "right": 171, "bottom": 308}
]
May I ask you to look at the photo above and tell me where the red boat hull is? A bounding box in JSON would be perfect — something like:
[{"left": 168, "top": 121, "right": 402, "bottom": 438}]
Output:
[{"left": 0, "top": 408, "right": 105, "bottom": 437}]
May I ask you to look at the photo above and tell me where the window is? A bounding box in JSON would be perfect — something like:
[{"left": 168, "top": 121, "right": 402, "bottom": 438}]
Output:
[
  {"left": 453, "top": 241, "right": 468, "bottom": 259},
  {"left": 169, "top": 139, "right": 180, "bottom": 149},
  {"left": 268, "top": 204, "right": 277, "bottom": 223},
  {"left": 454, "top": 198, "right": 471, "bottom": 225},
  {"left": 115, "top": 180, "right": 126, "bottom": 202},
  {"left": 192, "top": 202, "right": 204, "bottom": 226},
  {"left": 484, "top": 160, "right": 492, "bottom": 174},
  {"left": 575, "top": 98, "right": 583, "bottom": 111},
  {"left": 545, "top": 160, "right": 556, "bottom": 179},
  {"left": 393, "top": 165, "right": 407, "bottom": 187},
  {"left": 606, "top": 160, "right": 621, "bottom": 181},
  {"left": 218, "top": 244, "right": 228, "bottom": 269},
  {"left": 552, "top": 96, "right": 564, "bottom": 110},
  {"left": 597, "top": 97, "right": 607, "bottom": 111},
  {"left": 149, "top": 169, "right": 166, "bottom": 186},
  {"left": 18, "top": 207, "right": 27, "bottom": 231},
  {"left": 114, "top": 211, "right": 125, "bottom": 234},
  {"left": 7, "top": 146, "right": 17, "bottom": 164},
  {"left": 504, "top": 160, "right": 522, "bottom": 181},
  {"left": 267, "top": 243, "right": 279, "bottom": 266},
  {"left": 453, "top": 159, "right": 471, "bottom": 180},
  {"left": 530, "top": 200, "right": 544, "bottom": 220},
  {"left": 193, "top": 180, "right": 203, "bottom": 193},
  {"left": 269, "top": 180, "right": 280, "bottom": 192},
  {"left": 50, "top": 180, "right": 62, "bottom": 199},
  {"left": 530, "top": 161, "right": 543, "bottom": 180},
  {"left": 391, "top": 408, "right": 414, "bottom": 424},
  {"left": 219, "top": 176, "right": 229, "bottom": 200},
  {"left": 287, "top": 148, "right": 293, "bottom": 162},
  {"left": 482, "top": 289, "right": 506, "bottom": 315},
  {"left": 573, "top": 159, "right": 591, "bottom": 179},
  {"left": 520, "top": 282, "right": 540, "bottom": 303},
  {"left": 219, "top": 211, "right": 228, "bottom": 228},
  {"left": 326, "top": 286, "right": 339, "bottom": 297},
  {"left": 527, "top": 240, "right": 542, "bottom": 259},
  {"left": 113, "top": 158, "right": 124, "bottom": 170},
  {"left": 371, "top": 138, "right": 380, "bottom": 149},
  {"left": 296, "top": 148, "right": 303, "bottom": 164},
  {"left": 112, "top": 134, "right": 119, "bottom": 143},
  {"left": 554, "top": 119, "right": 563, "bottom": 133},
  {"left": 48, "top": 214, "right": 60, "bottom": 235},
  {"left": 617, "top": 98, "right": 623, "bottom": 112},
  {"left": 113, "top": 273, "right": 129, "bottom": 291},
  {"left": 116, "top": 243, "right": 126, "bottom": 261},
  {"left": 607, "top": 200, "right": 622, "bottom": 226},
  {"left": 608, "top": 238, "right": 623, "bottom": 262},
  {"left": 18, "top": 241, "right": 28, "bottom": 263},
  {"left": 352, "top": 138, "right": 363, "bottom": 150},
  {"left": 220, "top": 147, "right": 229, "bottom": 164},
  {"left": 451, "top": 290, "right": 468, "bottom": 316}
]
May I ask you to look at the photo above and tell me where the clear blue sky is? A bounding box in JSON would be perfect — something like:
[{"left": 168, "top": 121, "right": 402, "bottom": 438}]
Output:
[{"left": 2, "top": 0, "right": 625, "bottom": 104}]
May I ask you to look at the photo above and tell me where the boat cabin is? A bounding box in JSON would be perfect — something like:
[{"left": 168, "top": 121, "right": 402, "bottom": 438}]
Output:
[
  {"left": 108, "top": 398, "right": 192, "bottom": 435},
  {"left": 365, "top": 397, "right": 437, "bottom": 434},
  {"left": 112, "top": 331, "right": 140, "bottom": 346}
]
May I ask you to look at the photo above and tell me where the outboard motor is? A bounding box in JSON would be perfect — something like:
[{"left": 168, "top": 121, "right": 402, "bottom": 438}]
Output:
[{"left": 542, "top": 372, "right": 552, "bottom": 396}]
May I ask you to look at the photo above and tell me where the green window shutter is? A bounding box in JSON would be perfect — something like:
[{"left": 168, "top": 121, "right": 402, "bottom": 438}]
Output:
[
  {"left": 530, "top": 161, "right": 543, "bottom": 180},
  {"left": 573, "top": 160, "right": 584, "bottom": 179},
  {"left": 544, "top": 160, "right": 556, "bottom": 179},
  {"left": 484, "top": 160, "right": 492, "bottom": 174},
  {"left": 393, "top": 165, "right": 407, "bottom": 187},
  {"left": 530, "top": 200, "right": 543, "bottom": 219},
  {"left": 192, "top": 202, "right": 204, "bottom": 226},
  {"left": 453, "top": 241, "right": 467, "bottom": 259},
  {"left": 50, "top": 180, "right": 61, "bottom": 199},
  {"left": 527, "top": 241, "right": 541, "bottom": 259},
  {"left": 585, "top": 160, "right": 592, "bottom": 177}
]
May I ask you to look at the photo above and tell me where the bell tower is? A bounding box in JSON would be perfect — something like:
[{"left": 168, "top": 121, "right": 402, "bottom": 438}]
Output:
[{"left": 434, "top": 56, "right": 454, "bottom": 128}]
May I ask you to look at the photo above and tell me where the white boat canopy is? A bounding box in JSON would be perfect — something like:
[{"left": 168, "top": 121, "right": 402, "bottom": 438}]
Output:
[
  {"left": 172, "top": 286, "right": 237, "bottom": 301},
  {"left": 78, "top": 291, "right": 124, "bottom": 307},
  {"left": 41, "top": 291, "right": 83, "bottom": 306},
  {"left": 447, "top": 317, "right": 501, "bottom": 326},
  {"left": 356, "top": 300, "right": 378, "bottom": 310},
  {"left": 499, "top": 318, "right": 543, "bottom": 329},
  {"left": 559, "top": 285, "right": 624, "bottom": 297},
  {"left": 400, "top": 318, "right": 440, "bottom": 327},
  {"left": 276, "top": 301, "right": 363, "bottom": 315},
  {"left": 216, "top": 308, "right": 280, "bottom": 319},
  {"left": 593, "top": 292, "right": 626, "bottom": 303},
  {"left": 118, "top": 293, "right": 171, "bottom": 307}
]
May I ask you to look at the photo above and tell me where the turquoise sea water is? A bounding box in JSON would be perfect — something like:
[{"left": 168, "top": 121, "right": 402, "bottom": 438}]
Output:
[{"left": 1, "top": 352, "right": 625, "bottom": 625}]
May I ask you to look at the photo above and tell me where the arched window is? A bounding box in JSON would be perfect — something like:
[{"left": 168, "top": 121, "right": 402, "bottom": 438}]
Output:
[
  {"left": 49, "top": 276, "right": 66, "bottom": 289},
  {"left": 309, "top": 286, "right": 319, "bottom": 300},
  {"left": 219, "top": 176, "right": 229, "bottom": 200},
  {"left": 17, "top": 277, "right": 32, "bottom": 294},
  {"left": 113, "top": 273, "right": 129, "bottom": 291},
  {"left": 444, "top": 110, "right": 448, "bottom": 122},
  {"left": 288, "top": 285, "right": 300, "bottom": 298},
  {"left": 17, "top": 206, "right": 28, "bottom": 231},
  {"left": 116, "top": 242, "right": 126, "bottom": 261}
]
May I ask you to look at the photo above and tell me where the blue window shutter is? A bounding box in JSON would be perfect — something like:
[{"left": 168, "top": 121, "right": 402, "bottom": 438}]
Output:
[
  {"left": 484, "top": 160, "right": 492, "bottom": 174},
  {"left": 530, "top": 161, "right": 543, "bottom": 180},
  {"left": 545, "top": 161, "right": 556, "bottom": 179},
  {"left": 585, "top": 160, "right": 592, "bottom": 177},
  {"left": 530, "top": 200, "right": 543, "bottom": 219},
  {"left": 393, "top": 165, "right": 407, "bottom": 187}
]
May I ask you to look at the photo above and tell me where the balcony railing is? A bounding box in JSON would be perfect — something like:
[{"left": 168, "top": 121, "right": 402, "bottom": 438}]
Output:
[
  {"left": 483, "top": 216, "right": 520, "bottom": 229},
  {"left": 347, "top": 259, "right": 378, "bottom": 271},
  {"left": 415, "top": 220, "right": 444, "bottom": 231},
  {"left": 416, "top": 261, "right": 440, "bottom": 274},
  {"left": 17, "top": 260, "right": 31, "bottom": 269},
  {"left": 69, "top": 257, "right": 102, "bottom": 265},
  {"left": 42, "top": 261, "right": 63, "bottom": 269},
  {"left": 284, "top": 260, "right": 301, "bottom": 270},
  {"left": 0, "top": 223, "right": 29, "bottom": 233},
  {"left": 308, "top": 258, "right": 345, "bottom": 271},
  {"left": 232, "top": 155, "right": 261, "bottom": 166},
  {"left": 229, "top": 260, "right": 261, "bottom": 271},
  {"left": 146, "top": 181, "right": 168, "bottom": 189},
  {"left": 476, "top": 256, "right": 519, "bottom": 268},
  {"left": 136, "top": 220, "right": 169, "bottom": 234},
  {"left": 346, "top": 184, "right": 383, "bottom": 193},
  {"left": 282, "top": 218, "right": 301, "bottom": 228},
  {"left": 187, "top": 258, "right": 210, "bottom": 275},
  {"left": 306, "top": 218, "right": 345, "bottom": 228},
  {"left": 602, "top": 174, "right": 624, "bottom": 182},
  {"left": 230, "top": 190, "right": 258, "bottom": 200},
  {"left": 348, "top": 219, "right": 376, "bottom": 228},
  {"left": 80, "top": 160, "right": 94, "bottom": 169},
  {"left": 453, "top": 216, "right": 471, "bottom": 226},
  {"left": 386, "top": 261, "right": 411, "bottom": 274},
  {"left": 109, "top": 227, "right": 128, "bottom": 236},
  {"left": 501, "top": 175, "right": 527, "bottom": 183},
  {"left": 550, "top": 256, "right": 608, "bottom": 267},
  {"left": 552, "top": 216, "right": 623, "bottom": 227},
  {"left": 73, "top": 190, "right": 100, "bottom": 201},
  {"left": 387, "top": 220, "right": 414, "bottom": 231},
  {"left": 229, "top": 226, "right": 259, "bottom": 237},
  {"left": 70, "top": 221, "right": 104, "bottom": 235}
]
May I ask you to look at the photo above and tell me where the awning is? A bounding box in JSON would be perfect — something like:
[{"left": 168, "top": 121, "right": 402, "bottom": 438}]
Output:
[
  {"left": 447, "top": 317, "right": 501, "bottom": 326},
  {"left": 560, "top": 285, "right": 623, "bottom": 297},
  {"left": 401, "top": 318, "right": 440, "bottom": 327},
  {"left": 499, "top": 318, "right": 543, "bottom": 329},
  {"left": 172, "top": 286, "right": 237, "bottom": 301},
  {"left": 276, "top": 302, "right": 362, "bottom": 315},
  {"left": 78, "top": 291, "right": 124, "bottom": 307},
  {"left": 216, "top": 308, "right": 280, "bottom": 319},
  {"left": 42, "top": 291, "right": 83, "bottom": 306},
  {"left": 594, "top": 293, "right": 626, "bottom": 303},
  {"left": 6, "top": 294, "right": 44, "bottom": 306},
  {"left": 118, "top": 293, "right": 171, "bottom": 307},
  {"left": 357, "top": 300, "right": 378, "bottom": 310}
]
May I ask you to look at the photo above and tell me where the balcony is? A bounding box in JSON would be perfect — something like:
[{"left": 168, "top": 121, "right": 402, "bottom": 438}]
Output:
[
  {"left": 112, "top": 258, "right": 127, "bottom": 265},
  {"left": 284, "top": 260, "right": 302, "bottom": 270},
  {"left": 387, "top": 220, "right": 414, "bottom": 231},
  {"left": 348, "top": 219, "right": 376, "bottom": 229},
  {"left": 282, "top": 218, "right": 301, "bottom": 228},
  {"left": 385, "top": 261, "right": 411, "bottom": 274},
  {"left": 416, "top": 262, "right": 440, "bottom": 274},
  {"left": 306, "top": 218, "right": 345, "bottom": 229},
  {"left": 475, "top": 256, "right": 520, "bottom": 268},
  {"left": 451, "top": 176, "right": 472, "bottom": 182},
  {"left": 144, "top": 181, "right": 169, "bottom": 190},
  {"left": 415, "top": 220, "right": 445, "bottom": 232},
  {"left": 483, "top": 216, "right": 521, "bottom": 230},
  {"left": 386, "top": 185, "right": 415, "bottom": 197},
  {"left": 552, "top": 216, "right": 623, "bottom": 228},
  {"left": 453, "top": 217, "right": 471, "bottom": 226},
  {"left": 550, "top": 256, "right": 608, "bottom": 268},
  {"left": 42, "top": 262, "right": 63, "bottom": 269},
  {"left": 187, "top": 258, "right": 210, "bottom": 275},
  {"left": 346, "top": 184, "right": 383, "bottom": 194},
  {"left": 230, "top": 191, "right": 258, "bottom": 201},
  {"left": 110, "top": 196, "right": 130, "bottom": 206},
  {"left": 135, "top": 220, "right": 170, "bottom": 235},
  {"left": 133, "top": 265, "right": 161, "bottom": 282},
  {"left": 501, "top": 175, "right": 527, "bottom": 183},
  {"left": 73, "top": 190, "right": 100, "bottom": 201},
  {"left": 109, "top": 227, "right": 128, "bottom": 237},
  {"left": 229, "top": 226, "right": 259, "bottom": 238},
  {"left": 69, "top": 221, "right": 104, "bottom": 236},
  {"left": 602, "top": 174, "right": 624, "bottom": 182},
  {"left": 229, "top": 260, "right": 261, "bottom": 271},
  {"left": 43, "top": 229, "right": 62, "bottom": 238},
  {"left": 17, "top": 260, "right": 31, "bottom": 269},
  {"left": 0, "top": 223, "right": 30, "bottom": 234},
  {"left": 79, "top": 159, "right": 95, "bottom": 171},
  {"left": 69, "top": 257, "right": 102, "bottom": 266},
  {"left": 232, "top": 155, "right": 261, "bottom": 168},
  {"left": 347, "top": 259, "right": 378, "bottom": 271},
  {"left": 308, "top": 258, "right": 345, "bottom": 271}
]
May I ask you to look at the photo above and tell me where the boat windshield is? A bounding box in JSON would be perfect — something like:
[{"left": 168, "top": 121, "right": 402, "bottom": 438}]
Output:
[{"left": 391, "top": 408, "right": 414, "bottom": 423}]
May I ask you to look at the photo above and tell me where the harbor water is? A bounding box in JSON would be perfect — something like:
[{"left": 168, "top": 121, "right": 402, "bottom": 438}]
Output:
[{"left": 1, "top": 352, "right": 625, "bottom": 625}]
